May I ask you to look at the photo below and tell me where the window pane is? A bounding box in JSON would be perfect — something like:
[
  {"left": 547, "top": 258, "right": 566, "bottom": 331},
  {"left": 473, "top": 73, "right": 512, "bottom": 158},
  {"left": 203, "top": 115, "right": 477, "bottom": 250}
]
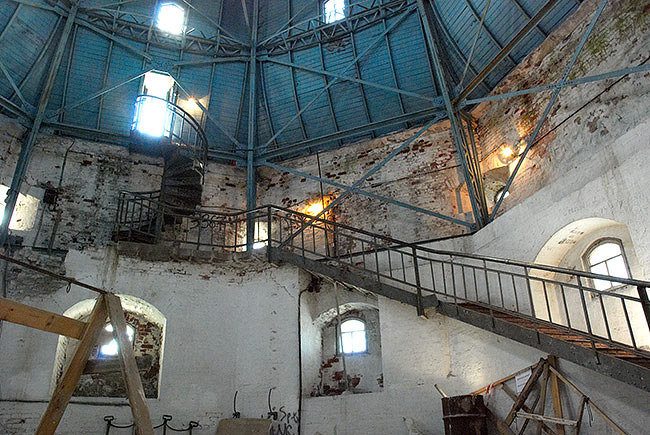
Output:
[
  {"left": 324, "top": 0, "right": 345, "bottom": 23},
  {"left": 589, "top": 262, "right": 611, "bottom": 290},
  {"left": 157, "top": 3, "right": 185, "bottom": 34},
  {"left": 340, "top": 332, "right": 353, "bottom": 354},
  {"left": 589, "top": 243, "right": 621, "bottom": 265},
  {"left": 341, "top": 319, "right": 364, "bottom": 333},
  {"left": 351, "top": 331, "right": 367, "bottom": 353},
  {"left": 606, "top": 256, "right": 629, "bottom": 280},
  {"left": 100, "top": 324, "right": 134, "bottom": 356}
]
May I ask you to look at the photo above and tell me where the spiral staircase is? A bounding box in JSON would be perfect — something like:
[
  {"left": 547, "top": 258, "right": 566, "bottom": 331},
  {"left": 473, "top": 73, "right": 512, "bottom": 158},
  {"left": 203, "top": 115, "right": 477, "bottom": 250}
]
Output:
[{"left": 113, "top": 95, "right": 208, "bottom": 244}]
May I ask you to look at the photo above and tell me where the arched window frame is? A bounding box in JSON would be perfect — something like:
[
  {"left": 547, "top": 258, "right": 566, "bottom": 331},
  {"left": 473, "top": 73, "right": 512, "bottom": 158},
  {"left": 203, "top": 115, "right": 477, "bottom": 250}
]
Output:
[
  {"left": 581, "top": 238, "right": 632, "bottom": 291},
  {"left": 337, "top": 317, "right": 368, "bottom": 355}
]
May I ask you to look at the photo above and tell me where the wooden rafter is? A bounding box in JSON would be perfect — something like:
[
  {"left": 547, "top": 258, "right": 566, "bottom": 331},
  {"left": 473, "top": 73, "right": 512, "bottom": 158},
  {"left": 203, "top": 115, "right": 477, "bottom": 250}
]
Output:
[{"left": 0, "top": 296, "right": 86, "bottom": 339}]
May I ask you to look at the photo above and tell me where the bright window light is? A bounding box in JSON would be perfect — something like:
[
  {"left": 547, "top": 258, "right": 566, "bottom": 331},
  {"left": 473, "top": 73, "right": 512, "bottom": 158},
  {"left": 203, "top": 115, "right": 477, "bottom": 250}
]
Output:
[
  {"left": 339, "top": 319, "right": 367, "bottom": 354},
  {"left": 100, "top": 324, "right": 135, "bottom": 357},
  {"left": 133, "top": 72, "right": 175, "bottom": 137},
  {"left": 587, "top": 241, "right": 630, "bottom": 291},
  {"left": 156, "top": 2, "right": 185, "bottom": 35},
  {"left": 324, "top": 0, "right": 346, "bottom": 24}
]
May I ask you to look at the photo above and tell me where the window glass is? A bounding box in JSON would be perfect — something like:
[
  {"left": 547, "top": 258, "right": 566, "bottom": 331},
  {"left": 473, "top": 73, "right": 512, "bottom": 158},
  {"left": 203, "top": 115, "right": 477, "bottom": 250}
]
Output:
[
  {"left": 324, "top": 0, "right": 346, "bottom": 24},
  {"left": 133, "top": 72, "right": 175, "bottom": 137},
  {"left": 156, "top": 3, "right": 185, "bottom": 34},
  {"left": 339, "top": 319, "right": 366, "bottom": 354},
  {"left": 586, "top": 241, "right": 630, "bottom": 291},
  {"left": 99, "top": 324, "right": 135, "bottom": 357}
]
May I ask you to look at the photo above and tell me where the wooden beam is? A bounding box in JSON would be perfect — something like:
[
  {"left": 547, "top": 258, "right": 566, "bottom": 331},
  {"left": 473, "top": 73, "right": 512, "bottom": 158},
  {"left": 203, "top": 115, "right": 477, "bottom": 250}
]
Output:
[
  {"left": 105, "top": 293, "right": 154, "bottom": 435},
  {"left": 471, "top": 362, "right": 540, "bottom": 395},
  {"left": 505, "top": 358, "right": 547, "bottom": 426},
  {"left": 502, "top": 384, "right": 556, "bottom": 435},
  {"left": 0, "top": 296, "right": 86, "bottom": 339},
  {"left": 486, "top": 407, "right": 516, "bottom": 435},
  {"left": 547, "top": 355, "right": 565, "bottom": 435},
  {"left": 36, "top": 296, "right": 108, "bottom": 434},
  {"left": 536, "top": 364, "right": 550, "bottom": 435},
  {"left": 547, "top": 366, "right": 627, "bottom": 435}
]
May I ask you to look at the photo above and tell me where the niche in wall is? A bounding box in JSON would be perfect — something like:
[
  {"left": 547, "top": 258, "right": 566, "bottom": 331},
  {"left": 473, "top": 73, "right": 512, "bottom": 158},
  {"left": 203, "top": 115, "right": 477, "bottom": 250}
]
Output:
[
  {"left": 533, "top": 218, "right": 648, "bottom": 350},
  {"left": 302, "top": 281, "right": 384, "bottom": 396},
  {"left": 51, "top": 295, "right": 166, "bottom": 398}
]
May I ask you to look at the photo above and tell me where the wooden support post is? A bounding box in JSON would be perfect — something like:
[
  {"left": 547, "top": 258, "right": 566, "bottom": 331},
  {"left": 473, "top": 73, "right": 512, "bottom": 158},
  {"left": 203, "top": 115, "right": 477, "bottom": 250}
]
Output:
[
  {"left": 105, "top": 293, "right": 154, "bottom": 435},
  {"left": 0, "top": 296, "right": 87, "bottom": 339},
  {"left": 536, "top": 364, "right": 550, "bottom": 435},
  {"left": 547, "top": 355, "right": 565, "bottom": 435},
  {"left": 547, "top": 366, "right": 627, "bottom": 435},
  {"left": 36, "top": 296, "right": 108, "bottom": 434},
  {"left": 486, "top": 407, "right": 516, "bottom": 435},
  {"left": 502, "top": 384, "right": 556, "bottom": 435},
  {"left": 505, "top": 358, "right": 546, "bottom": 426}
]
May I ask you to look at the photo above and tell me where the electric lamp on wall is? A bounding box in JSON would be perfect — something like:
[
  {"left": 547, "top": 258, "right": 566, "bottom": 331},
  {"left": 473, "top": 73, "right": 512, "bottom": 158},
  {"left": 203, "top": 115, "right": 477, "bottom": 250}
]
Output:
[{"left": 497, "top": 140, "right": 524, "bottom": 165}]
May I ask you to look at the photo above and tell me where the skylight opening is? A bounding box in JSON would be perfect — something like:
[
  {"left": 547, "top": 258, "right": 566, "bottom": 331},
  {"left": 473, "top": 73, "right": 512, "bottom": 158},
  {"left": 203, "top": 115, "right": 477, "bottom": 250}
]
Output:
[
  {"left": 99, "top": 324, "right": 135, "bottom": 357},
  {"left": 133, "top": 72, "right": 175, "bottom": 137},
  {"left": 324, "top": 0, "right": 346, "bottom": 24},
  {"left": 156, "top": 2, "right": 185, "bottom": 35}
]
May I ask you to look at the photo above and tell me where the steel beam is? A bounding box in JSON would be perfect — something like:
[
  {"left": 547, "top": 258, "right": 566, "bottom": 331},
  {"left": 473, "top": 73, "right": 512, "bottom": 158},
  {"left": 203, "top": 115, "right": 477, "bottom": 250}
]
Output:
[
  {"left": 262, "top": 161, "right": 473, "bottom": 228},
  {"left": 276, "top": 113, "right": 447, "bottom": 249},
  {"left": 260, "top": 57, "right": 437, "bottom": 103},
  {"left": 454, "top": 0, "right": 563, "bottom": 104},
  {"left": 1, "top": 4, "right": 79, "bottom": 244},
  {"left": 171, "top": 74, "right": 245, "bottom": 151},
  {"left": 259, "top": 106, "right": 446, "bottom": 161},
  {"left": 462, "top": 63, "right": 650, "bottom": 107},
  {"left": 261, "top": 6, "right": 416, "bottom": 149},
  {"left": 46, "top": 69, "right": 152, "bottom": 120},
  {"left": 417, "top": 0, "right": 488, "bottom": 227},
  {"left": 259, "top": 0, "right": 413, "bottom": 55},
  {"left": 0, "top": 59, "right": 30, "bottom": 110},
  {"left": 246, "top": 0, "right": 259, "bottom": 251},
  {"left": 490, "top": 0, "right": 610, "bottom": 220}
]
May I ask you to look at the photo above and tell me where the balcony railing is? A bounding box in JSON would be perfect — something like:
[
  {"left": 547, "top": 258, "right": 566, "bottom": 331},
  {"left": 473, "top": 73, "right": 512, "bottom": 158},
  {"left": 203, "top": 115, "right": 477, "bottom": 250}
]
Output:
[{"left": 114, "top": 195, "right": 650, "bottom": 361}]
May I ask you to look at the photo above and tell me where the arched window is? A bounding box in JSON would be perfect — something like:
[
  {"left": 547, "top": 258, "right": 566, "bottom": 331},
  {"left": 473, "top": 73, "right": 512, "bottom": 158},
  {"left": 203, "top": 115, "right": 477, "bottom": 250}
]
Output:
[
  {"left": 339, "top": 319, "right": 367, "bottom": 354},
  {"left": 583, "top": 239, "right": 631, "bottom": 291},
  {"left": 98, "top": 323, "right": 135, "bottom": 357}
]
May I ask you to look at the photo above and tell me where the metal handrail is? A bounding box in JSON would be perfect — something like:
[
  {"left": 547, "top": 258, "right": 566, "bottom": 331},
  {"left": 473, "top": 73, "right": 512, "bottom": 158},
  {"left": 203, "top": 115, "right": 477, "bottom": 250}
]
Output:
[
  {"left": 113, "top": 196, "right": 650, "bottom": 290},
  {"left": 112, "top": 195, "right": 650, "bottom": 360},
  {"left": 131, "top": 94, "right": 208, "bottom": 172}
]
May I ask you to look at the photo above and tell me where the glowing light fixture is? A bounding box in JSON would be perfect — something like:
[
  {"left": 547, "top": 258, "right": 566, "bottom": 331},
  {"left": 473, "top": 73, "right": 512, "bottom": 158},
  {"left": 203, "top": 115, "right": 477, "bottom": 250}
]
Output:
[
  {"left": 303, "top": 201, "right": 325, "bottom": 216},
  {"left": 156, "top": 3, "right": 185, "bottom": 35},
  {"left": 498, "top": 146, "right": 515, "bottom": 164}
]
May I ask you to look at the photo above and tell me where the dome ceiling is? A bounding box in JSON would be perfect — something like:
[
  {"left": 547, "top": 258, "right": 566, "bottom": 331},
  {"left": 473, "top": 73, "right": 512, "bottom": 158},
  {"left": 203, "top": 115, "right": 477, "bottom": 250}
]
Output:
[{"left": 0, "top": 0, "right": 581, "bottom": 162}]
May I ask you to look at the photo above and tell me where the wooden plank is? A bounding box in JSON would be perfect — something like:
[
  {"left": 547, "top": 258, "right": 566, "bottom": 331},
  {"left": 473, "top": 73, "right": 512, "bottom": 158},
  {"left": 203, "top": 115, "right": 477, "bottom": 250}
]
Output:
[
  {"left": 0, "top": 296, "right": 87, "bottom": 339},
  {"left": 547, "top": 355, "right": 565, "bottom": 435},
  {"left": 536, "top": 364, "right": 550, "bottom": 435},
  {"left": 516, "top": 412, "right": 577, "bottom": 426},
  {"left": 502, "top": 384, "right": 557, "bottom": 435},
  {"left": 36, "top": 296, "right": 108, "bottom": 434},
  {"left": 548, "top": 366, "right": 628, "bottom": 435},
  {"left": 105, "top": 293, "right": 154, "bottom": 435},
  {"left": 486, "top": 407, "right": 516, "bottom": 435},
  {"left": 471, "top": 362, "right": 540, "bottom": 395},
  {"left": 505, "top": 358, "right": 546, "bottom": 425}
]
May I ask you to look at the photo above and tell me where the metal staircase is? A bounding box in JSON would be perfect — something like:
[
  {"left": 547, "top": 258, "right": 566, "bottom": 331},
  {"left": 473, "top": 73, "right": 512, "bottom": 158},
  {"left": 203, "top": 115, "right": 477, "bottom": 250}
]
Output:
[
  {"left": 112, "top": 200, "right": 650, "bottom": 393},
  {"left": 113, "top": 96, "right": 208, "bottom": 243}
]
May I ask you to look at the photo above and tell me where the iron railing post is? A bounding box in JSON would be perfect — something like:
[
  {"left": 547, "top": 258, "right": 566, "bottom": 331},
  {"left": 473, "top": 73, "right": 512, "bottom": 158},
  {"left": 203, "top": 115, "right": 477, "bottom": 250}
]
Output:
[
  {"left": 266, "top": 206, "right": 272, "bottom": 262},
  {"left": 638, "top": 286, "right": 650, "bottom": 333},
  {"left": 577, "top": 276, "right": 599, "bottom": 362},
  {"left": 412, "top": 247, "right": 423, "bottom": 316}
]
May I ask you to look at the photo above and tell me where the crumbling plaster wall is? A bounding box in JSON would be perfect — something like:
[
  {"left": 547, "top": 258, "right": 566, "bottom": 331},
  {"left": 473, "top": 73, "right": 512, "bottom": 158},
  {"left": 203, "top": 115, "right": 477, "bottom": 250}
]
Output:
[
  {"left": 0, "top": 249, "right": 301, "bottom": 434},
  {"left": 258, "top": 122, "right": 472, "bottom": 243},
  {"left": 0, "top": 115, "right": 247, "bottom": 251},
  {"left": 475, "top": 0, "right": 650, "bottom": 216}
]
